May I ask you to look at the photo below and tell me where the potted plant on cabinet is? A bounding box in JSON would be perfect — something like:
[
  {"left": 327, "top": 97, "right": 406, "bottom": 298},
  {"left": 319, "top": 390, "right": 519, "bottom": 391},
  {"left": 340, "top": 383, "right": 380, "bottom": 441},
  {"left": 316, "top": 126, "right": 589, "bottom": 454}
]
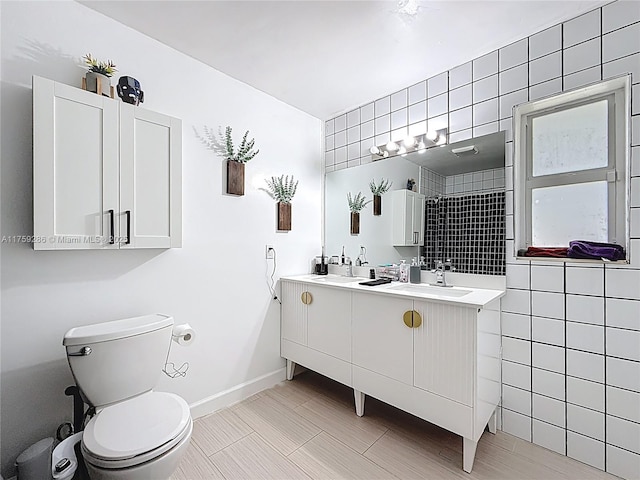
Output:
[
  {"left": 369, "top": 178, "right": 392, "bottom": 216},
  {"left": 347, "top": 192, "right": 371, "bottom": 235},
  {"left": 223, "top": 126, "right": 259, "bottom": 196},
  {"left": 83, "top": 53, "right": 117, "bottom": 97},
  {"left": 265, "top": 175, "right": 298, "bottom": 231}
]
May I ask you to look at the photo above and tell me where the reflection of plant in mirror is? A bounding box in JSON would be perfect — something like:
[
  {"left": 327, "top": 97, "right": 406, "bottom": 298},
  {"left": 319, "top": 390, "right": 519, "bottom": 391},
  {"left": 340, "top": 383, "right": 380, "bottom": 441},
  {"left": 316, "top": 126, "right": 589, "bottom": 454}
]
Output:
[
  {"left": 369, "top": 178, "right": 392, "bottom": 195},
  {"left": 347, "top": 192, "right": 371, "bottom": 212},
  {"left": 265, "top": 175, "right": 298, "bottom": 203}
]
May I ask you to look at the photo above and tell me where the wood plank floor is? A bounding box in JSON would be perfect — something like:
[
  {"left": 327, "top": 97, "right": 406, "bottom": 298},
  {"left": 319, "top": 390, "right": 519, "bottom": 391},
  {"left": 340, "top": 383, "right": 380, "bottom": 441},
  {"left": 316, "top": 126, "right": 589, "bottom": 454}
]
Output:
[{"left": 172, "top": 371, "right": 616, "bottom": 480}]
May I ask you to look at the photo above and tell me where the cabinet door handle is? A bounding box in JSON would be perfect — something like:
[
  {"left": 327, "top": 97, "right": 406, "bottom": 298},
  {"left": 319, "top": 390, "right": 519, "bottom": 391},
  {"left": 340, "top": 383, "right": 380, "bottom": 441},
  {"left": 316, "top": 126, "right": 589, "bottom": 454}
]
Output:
[
  {"left": 125, "top": 210, "right": 131, "bottom": 245},
  {"left": 403, "top": 310, "right": 423, "bottom": 328},
  {"left": 300, "top": 291, "right": 313, "bottom": 305},
  {"left": 413, "top": 231, "right": 418, "bottom": 244},
  {"left": 403, "top": 310, "right": 413, "bottom": 328},
  {"left": 412, "top": 310, "right": 422, "bottom": 328},
  {"left": 108, "top": 209, "right": 115, "bottom": 244}
]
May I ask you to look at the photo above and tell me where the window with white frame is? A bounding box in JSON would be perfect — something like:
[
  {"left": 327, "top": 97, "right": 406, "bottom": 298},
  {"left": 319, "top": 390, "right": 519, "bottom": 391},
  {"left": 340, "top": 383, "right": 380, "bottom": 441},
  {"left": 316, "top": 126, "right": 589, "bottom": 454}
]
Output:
[{"left": 513, "top": 75, "right": 631, "bottom": 257}]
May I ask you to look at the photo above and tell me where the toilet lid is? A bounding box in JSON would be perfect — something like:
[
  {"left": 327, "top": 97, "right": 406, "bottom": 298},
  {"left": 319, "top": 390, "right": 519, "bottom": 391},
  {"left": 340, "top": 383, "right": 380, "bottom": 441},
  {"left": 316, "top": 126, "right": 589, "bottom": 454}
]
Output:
[{"left": 83, "top": 391, "right": 190, "bottom": 462}]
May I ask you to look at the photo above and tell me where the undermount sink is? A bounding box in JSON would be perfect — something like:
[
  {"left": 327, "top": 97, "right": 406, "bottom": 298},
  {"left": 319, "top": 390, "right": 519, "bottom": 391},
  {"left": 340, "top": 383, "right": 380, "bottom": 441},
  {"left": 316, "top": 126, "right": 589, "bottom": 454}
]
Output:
[
  {"left": 310, "top": 275, "right": 363, "bottom": 284},
  {"left": 388, "top": 283, "right": 472, "bottom": 297}
]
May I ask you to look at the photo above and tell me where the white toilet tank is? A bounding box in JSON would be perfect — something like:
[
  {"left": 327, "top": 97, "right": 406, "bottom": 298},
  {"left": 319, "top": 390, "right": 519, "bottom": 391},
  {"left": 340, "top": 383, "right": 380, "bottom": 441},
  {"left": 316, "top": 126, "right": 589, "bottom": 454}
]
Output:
[{"left": 63, "top": 314, "right": 174, "bottom": 408}]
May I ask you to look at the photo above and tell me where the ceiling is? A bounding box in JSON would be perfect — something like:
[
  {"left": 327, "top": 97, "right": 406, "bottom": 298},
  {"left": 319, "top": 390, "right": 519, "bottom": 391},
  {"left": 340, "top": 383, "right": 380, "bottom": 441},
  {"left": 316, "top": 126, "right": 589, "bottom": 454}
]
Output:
[{"left": 81, "top": 0, "right": 606, "bottom": 120}]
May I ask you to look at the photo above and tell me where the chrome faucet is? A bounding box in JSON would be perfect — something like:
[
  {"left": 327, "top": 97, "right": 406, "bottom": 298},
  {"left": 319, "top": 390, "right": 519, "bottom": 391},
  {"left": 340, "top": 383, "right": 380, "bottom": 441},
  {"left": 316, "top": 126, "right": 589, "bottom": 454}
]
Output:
[{"left": 432, "top": 259, "right": 452, "bottom": 287}]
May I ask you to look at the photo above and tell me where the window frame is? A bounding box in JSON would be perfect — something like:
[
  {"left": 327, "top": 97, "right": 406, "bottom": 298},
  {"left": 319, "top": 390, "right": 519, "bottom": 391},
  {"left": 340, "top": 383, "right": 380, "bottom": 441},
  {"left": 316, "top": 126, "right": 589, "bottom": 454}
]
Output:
[{"left": 513, "top": 75, "right": 631, "bottom": 260}]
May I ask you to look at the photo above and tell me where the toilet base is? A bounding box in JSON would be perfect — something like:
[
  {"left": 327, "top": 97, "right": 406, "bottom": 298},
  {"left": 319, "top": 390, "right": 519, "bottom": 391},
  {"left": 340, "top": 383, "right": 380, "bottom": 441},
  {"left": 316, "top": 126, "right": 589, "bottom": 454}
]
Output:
[{"left": 84, "top": 420, "right": 192, "bottom": 480}]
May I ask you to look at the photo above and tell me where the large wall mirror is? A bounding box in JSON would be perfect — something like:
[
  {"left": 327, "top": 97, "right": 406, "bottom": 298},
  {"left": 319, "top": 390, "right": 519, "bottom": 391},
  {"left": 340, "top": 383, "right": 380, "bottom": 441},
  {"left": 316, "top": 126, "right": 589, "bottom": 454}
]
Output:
[{"left": 324, "top": 131, "right": 506, "bottom": 275}]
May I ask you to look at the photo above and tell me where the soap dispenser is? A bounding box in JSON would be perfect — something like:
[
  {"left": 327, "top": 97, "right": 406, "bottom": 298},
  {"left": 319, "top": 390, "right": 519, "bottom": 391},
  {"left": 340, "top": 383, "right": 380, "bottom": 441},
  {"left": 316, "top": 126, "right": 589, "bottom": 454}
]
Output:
[{"left": 410, "top": 258, "right": 421, "bottom": 284}]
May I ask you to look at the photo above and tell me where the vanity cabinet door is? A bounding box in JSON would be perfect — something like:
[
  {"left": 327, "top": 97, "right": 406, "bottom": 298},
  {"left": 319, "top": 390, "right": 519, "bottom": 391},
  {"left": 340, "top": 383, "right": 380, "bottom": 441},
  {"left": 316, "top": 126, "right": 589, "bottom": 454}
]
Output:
[
  {"left": 281, "top": 281, "right": 309, "bottom": 346},
  {"left": 33, "top": 76, "right": 119, "bottom": 250},
  {"left": 307, "top": 286, "right": 351, "bottom": 361},
  {"left": 352, "top": 292, "right": 414, "bottom": 385},
  {"left": 120, "top": 104, "right": 182, "bottom": 248},
  {"left": 413, "top": 300, "right": 476, "bottom": 406}
]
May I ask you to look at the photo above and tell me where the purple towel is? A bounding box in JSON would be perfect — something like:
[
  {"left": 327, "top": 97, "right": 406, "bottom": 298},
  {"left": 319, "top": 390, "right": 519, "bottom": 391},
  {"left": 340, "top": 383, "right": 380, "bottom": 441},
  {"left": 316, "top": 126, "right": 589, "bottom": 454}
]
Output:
[{"left": 567, "top": 240, "right": 625, "bottom": 261}]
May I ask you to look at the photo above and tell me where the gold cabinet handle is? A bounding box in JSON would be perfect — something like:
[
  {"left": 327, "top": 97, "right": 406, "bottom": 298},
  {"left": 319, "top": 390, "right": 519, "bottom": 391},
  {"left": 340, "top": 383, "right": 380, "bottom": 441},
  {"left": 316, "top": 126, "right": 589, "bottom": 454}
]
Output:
[
  {"left": 301, "top": 291, "right": 313, "bottom": 305},
  {"left": 412, "top": 310, "right": 422, "bottom": 328},
  {"left": 403, "top": 310, "right": 422, "bottom": 328}
]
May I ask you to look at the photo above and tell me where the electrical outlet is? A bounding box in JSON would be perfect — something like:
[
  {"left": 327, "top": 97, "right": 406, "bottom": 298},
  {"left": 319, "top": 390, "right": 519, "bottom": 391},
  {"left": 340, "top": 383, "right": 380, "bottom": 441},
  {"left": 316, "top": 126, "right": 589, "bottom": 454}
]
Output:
[{"left": 265, "top": 245, "right": 275, "bottom": 259}]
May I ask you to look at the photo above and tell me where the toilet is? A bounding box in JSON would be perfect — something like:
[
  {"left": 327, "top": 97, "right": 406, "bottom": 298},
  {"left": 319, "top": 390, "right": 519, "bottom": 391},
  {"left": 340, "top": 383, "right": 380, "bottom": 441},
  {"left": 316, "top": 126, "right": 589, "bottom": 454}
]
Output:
[{"left": 63, "top": 314, "right": 192, "bottom": 480}]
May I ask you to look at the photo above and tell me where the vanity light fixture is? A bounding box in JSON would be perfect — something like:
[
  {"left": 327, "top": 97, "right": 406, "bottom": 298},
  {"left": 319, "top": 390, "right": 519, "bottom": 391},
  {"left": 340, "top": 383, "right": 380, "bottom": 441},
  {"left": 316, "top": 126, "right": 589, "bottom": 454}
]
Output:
[
  {"left": 425, "top": 130, "right": 438, "bottom": 141},
  {"left": 370, "top": 128, "right": 447, "bottom": 160},
  {"left": 451, "top": 145, "right": 478, "bottom": 156},
  {"left": 370, "top": 145, "right": 390, "bottom": 158},
  {"left": 403, "top": 135, "right": 415, "bottom": 148}
]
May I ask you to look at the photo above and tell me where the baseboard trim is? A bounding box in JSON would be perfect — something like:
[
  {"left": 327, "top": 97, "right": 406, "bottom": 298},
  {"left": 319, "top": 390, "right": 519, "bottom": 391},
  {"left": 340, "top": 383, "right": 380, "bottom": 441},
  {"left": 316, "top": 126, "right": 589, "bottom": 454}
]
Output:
[{"left": 189, "top": 367, "right": 286, "bottom": 419}]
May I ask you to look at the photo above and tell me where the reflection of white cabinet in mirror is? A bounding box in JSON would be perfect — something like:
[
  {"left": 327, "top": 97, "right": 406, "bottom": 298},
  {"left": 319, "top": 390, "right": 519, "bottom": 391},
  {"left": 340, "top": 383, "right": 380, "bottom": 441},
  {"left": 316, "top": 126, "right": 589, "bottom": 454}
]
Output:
[{"left": 392, "top": 190, "right": 425, "bottom": 246}]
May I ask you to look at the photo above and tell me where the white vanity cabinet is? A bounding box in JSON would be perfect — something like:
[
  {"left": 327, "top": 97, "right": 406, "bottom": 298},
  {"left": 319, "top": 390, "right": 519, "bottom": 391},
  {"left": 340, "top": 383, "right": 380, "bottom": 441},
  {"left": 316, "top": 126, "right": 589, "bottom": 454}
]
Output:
[
  {"left": 391, "top": 189, "right": 425, "bottom": 246},
  {"left": 32, "top": 76, "right": 182, "bottom": 250},
  {"left": 281, "top": 276, "right": 503, "bottom": 473},
  {"left": 281, "top": 281, "right": 352, "bottom": 386},
  {"left": 352, "top": 295, "right": 501, "bottom": 472}
]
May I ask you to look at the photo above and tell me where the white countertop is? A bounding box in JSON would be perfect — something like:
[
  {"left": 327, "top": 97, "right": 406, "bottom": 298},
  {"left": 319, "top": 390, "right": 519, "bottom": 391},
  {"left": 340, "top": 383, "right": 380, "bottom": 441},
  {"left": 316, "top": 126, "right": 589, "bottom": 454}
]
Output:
[{"left": 281, "top": 274, "right": 505, "bottom": 308}]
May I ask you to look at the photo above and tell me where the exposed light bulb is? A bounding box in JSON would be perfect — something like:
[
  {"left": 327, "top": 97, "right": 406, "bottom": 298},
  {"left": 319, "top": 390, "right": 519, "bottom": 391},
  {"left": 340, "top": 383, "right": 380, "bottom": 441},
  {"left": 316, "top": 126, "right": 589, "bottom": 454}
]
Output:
[
  {"left": 403, "top": 136, "right": 415, "bottom": 148},
  {"left": 425, "top": 130, "right": 438, "bottom": 141},
  {"left": 417, "top": 140, "right": 426, "bottom": 153},
  {"left": 386, "top": 141, "right": 399, "bottom": 152},
  {"left": 382, "top": 151, "right": 389, "bottom": 158},
  {"left": 369, "top": 145, "right": 381, "bottom": 155}
]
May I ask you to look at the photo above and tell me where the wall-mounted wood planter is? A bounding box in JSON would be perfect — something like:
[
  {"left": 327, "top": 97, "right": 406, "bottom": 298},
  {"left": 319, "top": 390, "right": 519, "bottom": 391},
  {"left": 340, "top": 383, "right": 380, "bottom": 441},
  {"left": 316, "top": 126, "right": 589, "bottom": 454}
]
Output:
[
  {"left": 226, "top": 160, "right": 245, "bottom": 196},
  {"left": 373, "top": 195, "right": 382, "bottom": 216},
  {"left": 350, "top": 212, "right": 360, "bottom": 235},
  {"left": 278, "top": 202, "right": 292, "bottom": 231}
]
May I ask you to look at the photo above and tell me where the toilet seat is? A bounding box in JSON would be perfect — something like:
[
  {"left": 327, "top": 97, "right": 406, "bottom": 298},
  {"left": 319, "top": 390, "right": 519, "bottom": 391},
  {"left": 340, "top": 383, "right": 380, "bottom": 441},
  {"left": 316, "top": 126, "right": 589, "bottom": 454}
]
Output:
[{"left": 81, "top": 391, "right": 191, "bottom": 469}]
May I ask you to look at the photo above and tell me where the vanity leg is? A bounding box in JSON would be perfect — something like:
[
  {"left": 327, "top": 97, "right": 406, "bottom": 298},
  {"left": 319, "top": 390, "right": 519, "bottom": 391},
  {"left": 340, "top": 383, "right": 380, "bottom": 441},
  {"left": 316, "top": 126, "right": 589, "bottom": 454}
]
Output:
[
  {"left": 463, "top": 437, "right": 478, "bottom": 473},
  {"left": 286, "top": 359, "right": 296, "bottom": 381},
  {"left": 354, "top": 389, "right": 365, "bottom": 417},
  {"left": 488, "top": 408, "right": 497, "bottom": 434}
]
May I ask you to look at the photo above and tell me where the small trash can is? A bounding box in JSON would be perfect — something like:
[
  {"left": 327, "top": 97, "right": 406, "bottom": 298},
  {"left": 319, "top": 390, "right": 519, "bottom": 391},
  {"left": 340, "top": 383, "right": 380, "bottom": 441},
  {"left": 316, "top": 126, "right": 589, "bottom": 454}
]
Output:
[{"left": 15, "top": 437, "right": 54, "bottom": 480}]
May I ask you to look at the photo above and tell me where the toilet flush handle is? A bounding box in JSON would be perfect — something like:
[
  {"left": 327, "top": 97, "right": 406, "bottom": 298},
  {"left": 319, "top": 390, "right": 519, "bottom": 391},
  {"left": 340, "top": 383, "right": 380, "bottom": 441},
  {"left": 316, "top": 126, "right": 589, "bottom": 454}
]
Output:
[{"left": 68, "top": 346, "right": 92, "bottom": 356}]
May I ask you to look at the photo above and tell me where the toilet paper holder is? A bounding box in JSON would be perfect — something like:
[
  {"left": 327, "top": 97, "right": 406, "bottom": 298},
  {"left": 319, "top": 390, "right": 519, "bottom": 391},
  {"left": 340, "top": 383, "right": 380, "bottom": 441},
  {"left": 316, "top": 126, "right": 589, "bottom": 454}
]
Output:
[{"left": 162, "top": 323, "right": 195, "bottom": 379}]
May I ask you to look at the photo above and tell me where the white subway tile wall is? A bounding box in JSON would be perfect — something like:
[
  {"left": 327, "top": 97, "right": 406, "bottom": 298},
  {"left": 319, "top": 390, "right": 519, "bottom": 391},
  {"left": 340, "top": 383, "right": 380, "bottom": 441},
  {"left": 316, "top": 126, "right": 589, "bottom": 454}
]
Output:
[{"left": 324, "top": 2, "right": 640, "bottom": 476}]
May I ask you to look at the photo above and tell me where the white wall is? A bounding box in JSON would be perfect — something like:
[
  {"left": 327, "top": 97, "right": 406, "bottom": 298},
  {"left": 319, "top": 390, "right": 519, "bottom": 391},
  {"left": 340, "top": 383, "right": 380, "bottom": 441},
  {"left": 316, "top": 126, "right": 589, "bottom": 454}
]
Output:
[{"left": 0, "top": 1, "right": 322, "bottom": 476}]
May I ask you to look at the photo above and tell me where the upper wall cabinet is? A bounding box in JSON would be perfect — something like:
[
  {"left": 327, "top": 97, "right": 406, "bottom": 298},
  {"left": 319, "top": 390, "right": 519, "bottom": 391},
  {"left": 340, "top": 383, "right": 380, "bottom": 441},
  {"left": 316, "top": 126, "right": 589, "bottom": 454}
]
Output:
[
  {"left": 392, "top": 189, "right": 425, "bottom": 247},
  {"left": 32, "top": 76, "right": 182, "bottom": 250}
]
